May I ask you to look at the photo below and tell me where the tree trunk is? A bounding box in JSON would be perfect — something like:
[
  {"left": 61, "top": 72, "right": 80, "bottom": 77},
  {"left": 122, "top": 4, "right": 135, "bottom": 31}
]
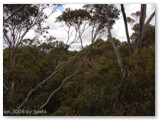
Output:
[
  {"left": 8, "top": 46, "right": 16, "bottom": 100},
  {"left": 79, "top": 35, "right": 84, "bottom": 49},
  {"left": 106, "top": 8, "right": 127, "bottom": 79},
  {"left": 135, "top": 4, "right": 147, "bottom": 54},
  {"left": 121, "top": 4, "right": 131, "bottom": 54}
]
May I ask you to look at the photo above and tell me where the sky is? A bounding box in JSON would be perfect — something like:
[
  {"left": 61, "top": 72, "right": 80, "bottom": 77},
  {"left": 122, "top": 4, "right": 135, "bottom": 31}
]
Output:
[{"left": 21, "top": 4, "right": 155, "bottom": 51}]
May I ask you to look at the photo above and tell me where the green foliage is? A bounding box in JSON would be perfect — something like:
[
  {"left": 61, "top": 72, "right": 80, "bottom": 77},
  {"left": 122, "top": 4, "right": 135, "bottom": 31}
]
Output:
[
  {"left": 130, "top": 24, "right": 155, "bottom": 48},
  {"left": 3, "top": 4, "right": 39, "bottom": 26},
  {"left": 53, "top": 106, "right": 75, "bottom": 116},
  {"left": 83, "top": 4, "right": 120, "bottom": 26},
  {"left": 3, "top": 37, "right": 155, "bottom": 115},
  {"left": 57, "top": 8, "right": 91, "bottom": 27}
]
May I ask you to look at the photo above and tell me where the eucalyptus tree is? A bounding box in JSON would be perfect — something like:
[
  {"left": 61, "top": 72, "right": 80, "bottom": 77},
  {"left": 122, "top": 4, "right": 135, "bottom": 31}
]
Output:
[
  {"left": 83, "top": 4, "right": 120, "bottom": 45},
  {"left": 3, "top": 4, "right": 56, "bottom": 67},
  {"left": 57, "top": 5, "right": 127, "bottom": 78},
  {"left": 3, "top": 4, "right": 58, "bottom": 106},
  {"left": 83, "top": 4, "right": 128, "bottom": 78},
  {"left": 58, "top": 4, "right": 127, "bottom": 78},
  {"left": 56, "top": 8, "right": 91, "bottom": 48},
  {"left": 17, "top": 8, "right": 93, "bottom": 109}
]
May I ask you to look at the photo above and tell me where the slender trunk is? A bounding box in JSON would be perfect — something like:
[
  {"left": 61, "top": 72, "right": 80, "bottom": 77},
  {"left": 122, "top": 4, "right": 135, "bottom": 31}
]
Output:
[
  {"left": 79, "top": 35, "right": 84, "bottom": 49},
  {"left": 106, "top": 8, "right": 127, "bottom": 79},
  {"left": 8, "top": 45, "right": 16, "bottom": 108},
  {"left": 135, "top": 4, "right": 147, "bottom": 54},
  {"left": 121, "top": 4, "right": 131, "bottom": 54}
]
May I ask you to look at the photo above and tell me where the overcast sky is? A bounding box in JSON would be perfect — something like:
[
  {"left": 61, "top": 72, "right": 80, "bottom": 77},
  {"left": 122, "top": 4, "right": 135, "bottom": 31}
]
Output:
[{"left": 24, "top": 4, "right": 155, "bottom": 51}]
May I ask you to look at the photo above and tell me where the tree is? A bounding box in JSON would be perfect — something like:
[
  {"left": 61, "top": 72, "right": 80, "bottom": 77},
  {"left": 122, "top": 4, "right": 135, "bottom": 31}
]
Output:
[
  {"left": 64, "top": 4, "right": 127, "bottom": 77},
  {"left": 15, "top": 6, "right": 98, "bottom": 109},
  {"left": 105, "top": 6, "right": 127, "bottom": 79},
  {"left": 83, "top": 4, "right": 119, "bottom": 45},
  {"left": 3, "top": 4, "right": 58, "bottom": 107},
  {"left": 83, "top": 4, "right": 127, "bottom": 78},
  {"left": 56, "top": 8, "right": 91, "bottom": 49}
]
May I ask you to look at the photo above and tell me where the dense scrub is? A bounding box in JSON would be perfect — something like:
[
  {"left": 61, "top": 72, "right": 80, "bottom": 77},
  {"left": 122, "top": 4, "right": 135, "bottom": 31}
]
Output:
[{"left": 4, "top": 33, "right": 155, "bottom": 115}]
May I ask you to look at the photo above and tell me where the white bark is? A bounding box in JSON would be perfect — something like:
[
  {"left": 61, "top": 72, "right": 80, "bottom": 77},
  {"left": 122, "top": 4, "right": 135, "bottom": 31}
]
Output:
[
  {"left": 40, "top": 62, "right": 84, "bottom": 109},
  {"left": 106, "top": 7, "right": 127, "bottom": 79}
]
